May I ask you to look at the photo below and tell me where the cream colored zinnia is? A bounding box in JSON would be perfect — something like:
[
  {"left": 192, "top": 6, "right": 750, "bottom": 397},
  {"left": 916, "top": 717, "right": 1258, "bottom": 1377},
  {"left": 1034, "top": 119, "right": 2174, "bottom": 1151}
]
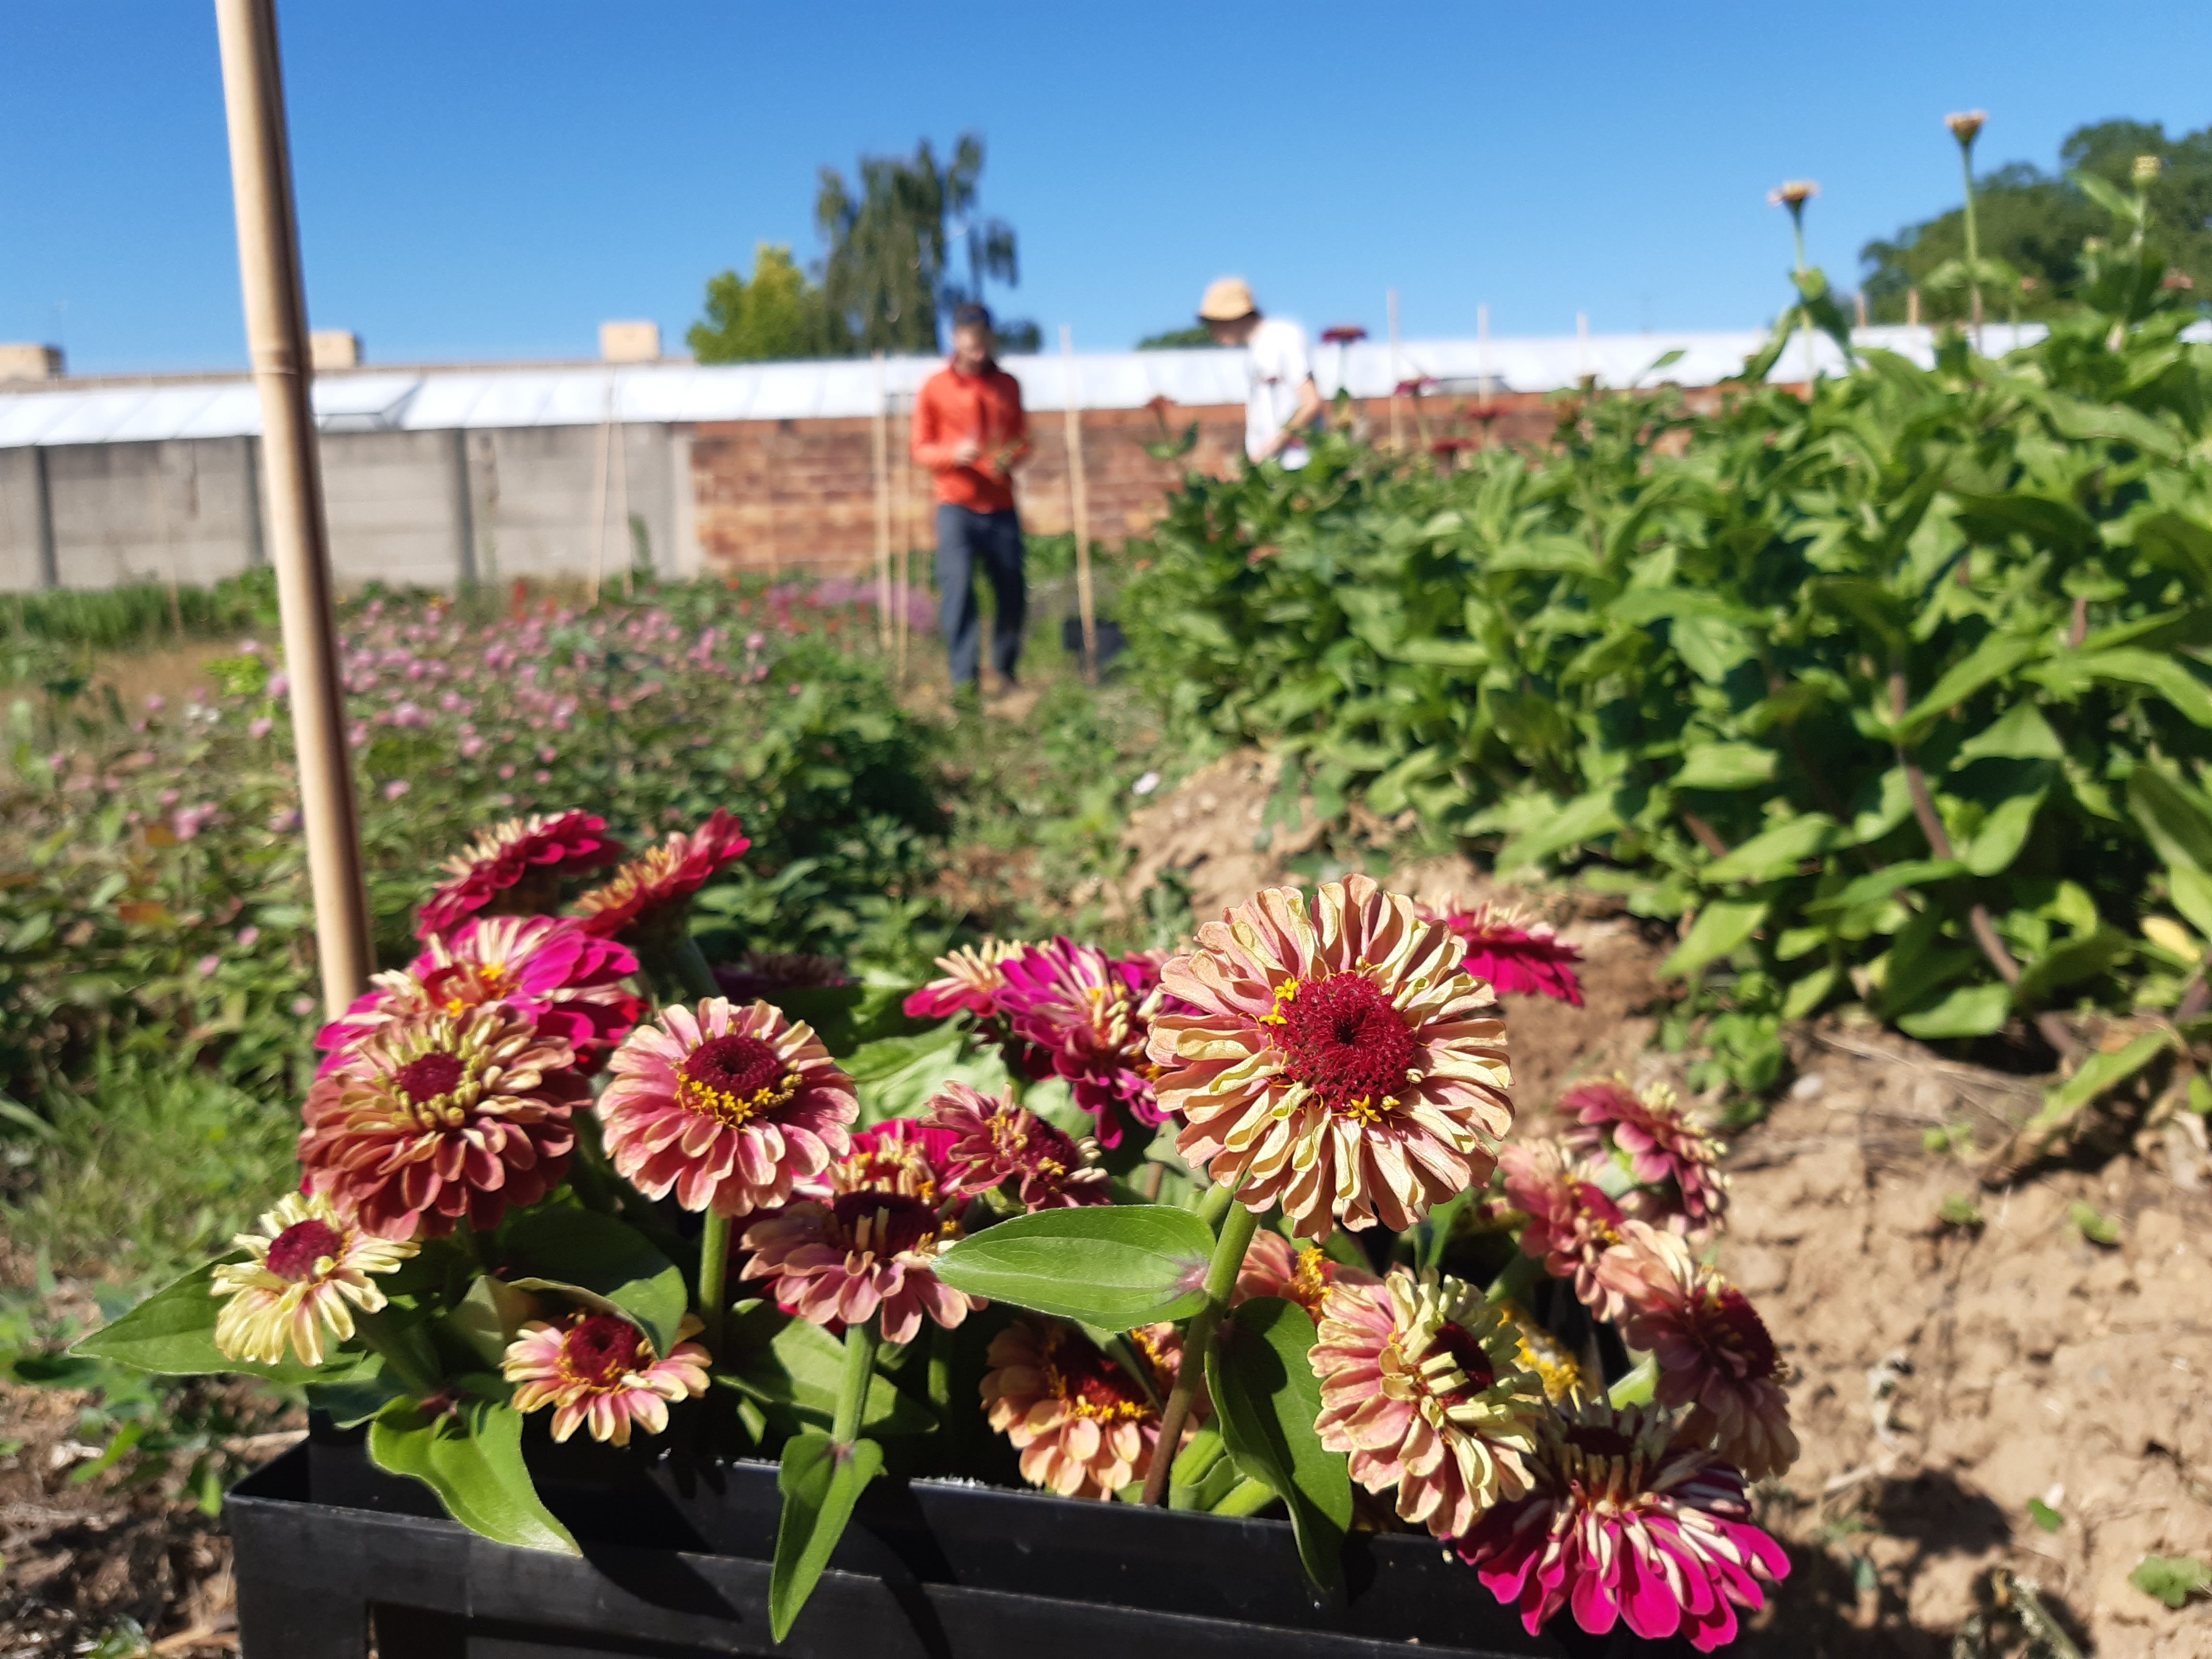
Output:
[{"left": 211, "top": 1192, "right": 417, "bottom": 1368}]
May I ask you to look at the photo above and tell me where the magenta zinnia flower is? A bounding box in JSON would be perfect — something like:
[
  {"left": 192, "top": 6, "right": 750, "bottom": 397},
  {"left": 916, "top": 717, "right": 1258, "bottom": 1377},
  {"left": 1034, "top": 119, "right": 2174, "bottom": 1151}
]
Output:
[
  {"left": 596, "top": 998, "right": 857, "bottom": 1218},
  {"left": 315, "top": 914, "right": 643, "bottom": 1075},
  {"left": 1456, "top": 1402, "right": 1791, "bottom": 1652},
  {"left": 300, "top": 1007, "right": 587, "bottom": 1240},
  {"left": 502, "top": 1311, "right": 710, "bottom": 1445},
  {"left": 924, "top": 1082, "right": 1108, "bottom": 1210},
  {"left": 824, "top": 1116, "right": 963, "bottom": 1205},
  {"left": 1597, "top": 1222, "right": 1798, "bottom": 1480},
  {"left": 1561, "top": 1077, "right": 1729, "bottom": 1236},
  {"left": 738, "top": 1189, "right": 978, "bottom": 1345},
  {"left": 572, "top": 809, "right": 750, "bottom": 941},
  {"left": 1499, "top": 1138, "right": 1626, "bottom": 1313},
  {"left": 903, "top": 939, "right": 1023, "bottom": 1020},
  {"left": 981, "top": 1317, "right": 1184, "bottom": 1499},
  {"left": 417, "top": 812, "right": 625, "bottom": 937},
  {"left": 1419, "top": 900, "right": 1585, "bottom": 1006},
  {"left": 997, "top": 937, "right": 1166, "bottom": 1146},
  {"left": 1149, "top": 877, "right": 1513, "bottom": 1239}
]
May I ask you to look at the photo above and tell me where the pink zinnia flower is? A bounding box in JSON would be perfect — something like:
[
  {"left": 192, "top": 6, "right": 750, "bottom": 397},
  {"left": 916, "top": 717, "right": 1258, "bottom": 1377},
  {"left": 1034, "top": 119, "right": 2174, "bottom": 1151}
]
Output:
[
  {"left": 502, "top": 1311, "right": 710, "bottom": 1445},
  {"left": 418, "top": 812, "right": 625, "bottom": 938},
  {"left": 923, "top": 1082, "right": 1107, "bottom": 1210},
  {"left": 300, "top": 1007, "right": 587, "bottom": 1241},
  {"left": 572, "top": 809, "right": 749, "bottom": 942},
  {"left": 597, "top": 998, "right": 856, "bottom": 1218},
  {"left": 1149, "top": 876, "right": 1514, "bottom": 1239},
  {"left": 903, "top": 939, "right": 1023, "bottom": 1021},
  {"left": 1419, "top": 900, "right": 1585, "bottom": 1006},
  {"left": 1456, "top": 1401, "right": 1791, "bottom": 1652},
  {"left": 1561, "top": 1077, "right": 1730, "bottom": 1236},
  {"left": 997, "top": 938, "right": 1167, "bottom": 1147},
  {"left": 824, "top": 1116, "right": 962, "bottom": 1205},
  {"left": 1310, "top": 1267, "right": 1547, "bottom": 1539},
  {"left": 738, "top": 1189, "right": 978, "bottom": 1346},
  {"left": 1499, "top": 1138, "right": 1626, "bottom": 1313},
  {"left": 314, "top": 915, "right": 643, "bottom": 1075},
  {"left": 981, "top": 1318, "right": 1184, "bottom": 1499},
  {"left": 1597, "top": 1223, "right": 1798, "bottom": 1480},
  {"left": 1233, "top": 1227, "right": 1378, "bottom": 1321}
]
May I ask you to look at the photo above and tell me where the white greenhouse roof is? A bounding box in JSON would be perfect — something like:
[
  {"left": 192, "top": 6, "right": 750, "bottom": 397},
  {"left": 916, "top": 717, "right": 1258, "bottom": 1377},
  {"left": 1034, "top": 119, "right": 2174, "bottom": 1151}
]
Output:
[{"left": 0, "top": 322, "right": 2169, "bottom": 449}]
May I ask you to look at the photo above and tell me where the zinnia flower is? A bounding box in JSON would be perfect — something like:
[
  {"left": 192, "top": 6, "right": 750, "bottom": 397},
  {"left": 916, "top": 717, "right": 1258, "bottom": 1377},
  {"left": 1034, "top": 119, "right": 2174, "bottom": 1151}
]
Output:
[
  {"left": 1494, "top": 1301, "right": 1585, "bottom": 1406},
  {"left": 924, "top": 1082, "right": 1108, "bottom": 1209},
  {"left": 738, "top": 1190, "right": 978, "bottom": 1346},
  {"left": 903, "top": 939, "right": 1023, "bottom": 1020},
  {"left": 572, "top": 809, "right": 750, "bottom": 942},
  {"left": 713, "top": 950, "right": 852, "bottom": 1002},
  {"left": 1419, "top": 900, "right": 1584, "bottom": 1006},
  {"left": 314, "top": 914, "right": 643, "bottom": 1075},
  {"left": 301, "top": 1007, "right": 587, "bottom": 1240},
  {"left": 981, "top": 1317, "right": 1184, "bottom": 1499},
  {"left": 1456, "top": 1401, "right": 1790, "bottom": 1652},
  {"left": 996, "top": 938, "right": 1166, "bottom": 1146},
  {"left": 417, "top": 812, "right": 624, "bottom": 937},
  {"left": 1149, "top": 876, "right": 1513, "bottom": 1239},
  {"left": 211, "top": 1192, "right": 417, "bottom": 1367},
  {"left": 1233, "top": 1227, "right": 1378, "bottom": 1320},
  {"left": 1944, "top": 110, "right": 1987, "bottom": 145},
  {"left": 597, "top": 998, "right": 856, "bottom": 1218},
  {"left": 1561, "top": 1077, "right": 1729, "bottom": 1236},
  {"left": 1499, "top": 1138, "right": 1626, "bottom": 1312},
  {"left": 502, "top": 1311, "right": 710, "bottom": 1445},
  {"left": 1766, "top": 179, "right": 1820, "bottom": 208},
  {"left": 1310, "top": 1267, "right": 1547, "bottom": 1539},
  {"left": 824, "top": 1116, "right": 961, "bottom": 1205},
  {"left": 1597, "top": 1223, "right": 1798, "bottom": 1480}
]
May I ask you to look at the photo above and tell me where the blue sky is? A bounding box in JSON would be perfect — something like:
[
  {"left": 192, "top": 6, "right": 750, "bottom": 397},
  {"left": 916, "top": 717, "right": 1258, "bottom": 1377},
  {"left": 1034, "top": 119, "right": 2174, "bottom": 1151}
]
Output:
[{"left": 5, "top": 1, "right": 2209, "bottom": 375}]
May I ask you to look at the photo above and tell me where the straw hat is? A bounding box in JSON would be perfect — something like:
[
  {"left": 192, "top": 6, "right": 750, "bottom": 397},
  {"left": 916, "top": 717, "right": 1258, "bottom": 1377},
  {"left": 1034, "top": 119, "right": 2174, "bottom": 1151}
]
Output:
[{"left": 1197, "top": 276, "right": 1258, "bottom": 323}]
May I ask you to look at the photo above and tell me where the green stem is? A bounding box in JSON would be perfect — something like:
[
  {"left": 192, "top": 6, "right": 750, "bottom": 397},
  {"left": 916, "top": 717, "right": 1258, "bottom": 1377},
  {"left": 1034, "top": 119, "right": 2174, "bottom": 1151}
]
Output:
[
  {"left": 1484, "top": 1249, "right": 1543, "bottom": 1307},
  {"left": 1959, "top": 140, "right": 1984, "bottom": 343},
  {"left": 1211, "top": 1477, "right": 1279, "bottom": 1518},
  {"left": 1607, "top": 1355, "right": 1659, "bottom": 1410},
  {"left": 352, "top": 1310, "right": 443, "bottom": 1399},
  {"left": 698, "top": 1210, "right": 731, "bottom": 1359},
  {"left": 1194, "top": 1180, "right": 1235, "bottom": 1230},
  {"left": 671, "top": 932, "right": 722, "bottom": 1001},
  {"left": 830, "top": 1318, "right": 881, "bottom": 1447},
  {"left": 1140, "top": 1198, "right": 1262, "bottom": 1506}
]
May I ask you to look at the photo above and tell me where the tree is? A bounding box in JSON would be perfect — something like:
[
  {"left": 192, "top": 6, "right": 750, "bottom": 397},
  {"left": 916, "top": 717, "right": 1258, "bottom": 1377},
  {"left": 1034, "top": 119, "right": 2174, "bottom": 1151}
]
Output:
[
  {"left": 1860, "top": 118, "right": 2212, "bottom": 323},
  {"left": 687, "top": 244, "right": 853, "bottom": 363},
  {"left": 1136, "top": 325, "right": 1219, "bottom": 350},
  {"left": 814, "top": 133, "right": 1038, "bottom": 354}
]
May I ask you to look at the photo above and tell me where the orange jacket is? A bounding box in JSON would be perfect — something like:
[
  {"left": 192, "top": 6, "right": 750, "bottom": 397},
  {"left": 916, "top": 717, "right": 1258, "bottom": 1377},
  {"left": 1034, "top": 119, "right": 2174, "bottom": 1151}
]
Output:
[{"left": 912, "top": 361, "right": 1029, "bottom": 514}]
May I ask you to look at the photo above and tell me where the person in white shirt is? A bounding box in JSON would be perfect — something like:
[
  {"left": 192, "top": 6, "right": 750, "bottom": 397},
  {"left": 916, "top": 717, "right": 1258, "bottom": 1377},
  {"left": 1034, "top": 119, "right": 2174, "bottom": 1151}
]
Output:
[{"left": 1197, "top": 276, "right": 1325, "bottom": 469}]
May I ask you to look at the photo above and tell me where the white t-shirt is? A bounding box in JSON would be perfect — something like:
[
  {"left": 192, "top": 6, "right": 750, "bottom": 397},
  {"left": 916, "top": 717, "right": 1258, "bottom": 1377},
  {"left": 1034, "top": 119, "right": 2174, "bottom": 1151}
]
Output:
[{"left": 1243, "top": 316, "right": 1314, "bottom": 468}]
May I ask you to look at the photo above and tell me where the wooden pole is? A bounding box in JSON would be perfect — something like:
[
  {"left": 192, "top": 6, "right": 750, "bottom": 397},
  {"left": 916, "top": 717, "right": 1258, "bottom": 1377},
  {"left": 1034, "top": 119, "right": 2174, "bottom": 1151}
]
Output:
[
  {"left": 1060, "top": 325, "right": 1097, "bottom": 685},
  {"left": 896, "top": 390, "right": 914, "bottom": 685},
  {"left": 871, "top": 350, "right": 892, "bottom": 655},
  {"left": 213, "top": 0, "right": 371, "bottom": 1013},
  {"left": 1386, "top": 288, "right": 1403, "bottom": 453}
]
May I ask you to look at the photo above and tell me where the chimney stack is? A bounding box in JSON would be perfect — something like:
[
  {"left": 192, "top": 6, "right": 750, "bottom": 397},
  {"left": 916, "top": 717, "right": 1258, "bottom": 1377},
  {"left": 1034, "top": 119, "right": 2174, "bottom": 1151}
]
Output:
[
  {"left": 599, "top": 320, "right": 661, "bottom": 363},
  {"left": 310, "top": 330, "right": 361, "bottom": 370},
  {"left": 0, "top": 343, "right": 64, "bottom": 381}
]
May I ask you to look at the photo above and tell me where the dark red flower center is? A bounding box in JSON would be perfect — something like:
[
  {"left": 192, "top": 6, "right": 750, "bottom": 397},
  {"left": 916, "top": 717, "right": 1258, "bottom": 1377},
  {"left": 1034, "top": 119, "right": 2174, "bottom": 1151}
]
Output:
[
  {"left": 560, "top": 1313, "right": 644, "bottom": 1386},
  {"left": 1431, "top": 1321, "right": 1498, "bottom": 1393},
  {"left": 394, "top": 1050, "right": 468, "bottom": 1104},
  {"left": 264, "top": 1218, "right": 342, "bottom": 1281},
  {"left": 1037, "top": 1326, "right": 1156, "bottom": 1425},
  {"left": 828, "top": 1191, "right": 939, "bottom": 1257},
  {"left": 1704, "top": 1285, "right": 1779, "bottom": 1380},
  {"left": 1273, "top": 974, "right": 1418, "bottom": 1117},
  {"left": 677, "top": 1034, "right": 795, "bottom": 1126}
]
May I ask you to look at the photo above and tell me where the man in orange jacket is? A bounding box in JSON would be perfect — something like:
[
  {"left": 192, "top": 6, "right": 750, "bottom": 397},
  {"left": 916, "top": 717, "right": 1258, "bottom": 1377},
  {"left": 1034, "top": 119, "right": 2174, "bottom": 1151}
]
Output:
[{"left": 912, "top": 304, "right": 1031, "bottom": 697}]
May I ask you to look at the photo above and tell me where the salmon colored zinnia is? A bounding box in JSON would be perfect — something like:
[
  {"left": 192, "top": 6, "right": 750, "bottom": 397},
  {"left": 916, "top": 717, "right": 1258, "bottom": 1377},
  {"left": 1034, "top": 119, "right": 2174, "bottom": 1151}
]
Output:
[
  {"left": 981, "top": 1317, "right": 1184, "bottom": 1499},
  {"left": 1233, "top": 1226, "right": 1379, "bottom": 1321},
  {"left": 502, "top": 1311, "right": 710, "bottom": 1445},
  {"left": 1149, "top": 876, "right": 1513, "bottom": 1239},
  {"left": 572, "top": 808, "right": 750, "bottom": 942}
]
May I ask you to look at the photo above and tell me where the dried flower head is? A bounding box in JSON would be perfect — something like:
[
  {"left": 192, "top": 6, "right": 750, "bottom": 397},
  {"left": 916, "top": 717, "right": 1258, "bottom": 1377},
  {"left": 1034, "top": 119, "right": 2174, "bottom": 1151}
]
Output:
[
  {"left": 997, "top": 938, "right": 1168, "bottom": 1146},
  {"left": 1311, "top": 1267, "right": 1547, "bottom": 1539},
  {"left": 1150, "top": 876, "right": 1513, "bottom": 1240},
  {"left": 1945, "top": 110, "right": 1987, "bottom": 145},
  {"left": 597, "top": 998, "right": 856, "bottom": 1218},
  {"left": 212, "top": 1193, "right": 418, "bottom": 1367},
  {"left": 417, "top": 812, "right": 624, "bottom": 938},
  {"left": 503, "top": 1311, "right": 710, "bottom": 1445},
  {"left": 981, "top": 1318, "right": 1184, "bottom": 1499},
  {"left": 903, "top": 939, "right": 1025, "bottom": 1021},
  {"left": 1234, "top": 1226, "right": 1379, "bottom": 1320},
  {"left": 1767, "top": 180, "right": 1820, "bottom": 209},
  {"left": 1457, "top": 1401, "right": 1790, "bottom": 1651},
  {"left": 301, "top": 1007, "right": 587, "bottom": 1240},
  {"left": 1418, "top": 899, "right": 1585, "bottom": 1005},
  {"left": 1560, "top": 1077, "right": 1729, "bottom": 1236},
  {"left": 1597, "top": 1223, "right": 1797, "bottom": 1479},
  {"left": 315, "top": 914, "right": 642, "bottom": 1075},
  {"left": 572, "top": 809, "right": 749, "bottom": 942},
  {"left": 924, "top": 1082, "right": 1108, "bottom": 1210},
  {"left": 1499, "top": 1138, "right": 1627, "bottom": 1312}
]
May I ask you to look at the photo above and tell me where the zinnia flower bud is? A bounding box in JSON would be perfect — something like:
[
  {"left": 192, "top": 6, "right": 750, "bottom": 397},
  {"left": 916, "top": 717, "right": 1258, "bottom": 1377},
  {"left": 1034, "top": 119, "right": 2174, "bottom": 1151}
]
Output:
[
  {"left": 2133, "top": 153, "right": 2164, "bottom": 187},
  {"left": 1945, "top": 109, "right": 1987, "bottom": 145},
  {"left": 1766, "top": 180, "right": 1819, "bottom": 209}
]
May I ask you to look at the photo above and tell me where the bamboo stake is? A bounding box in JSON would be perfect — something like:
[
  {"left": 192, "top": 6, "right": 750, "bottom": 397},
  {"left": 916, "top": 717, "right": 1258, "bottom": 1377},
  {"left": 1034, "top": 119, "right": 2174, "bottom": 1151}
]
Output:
[
  {"left": 871, "top": 350, "right": 892, "bottom": 655},
  {"left": 213, "top": 0, "right": 371, "bottom": 1012},
  {"left": 1386, "top": 288, "right": 1403, "bottom": 453},
  {"left": 1060, "top": 325, "right": 1097, "bottom": 684}
]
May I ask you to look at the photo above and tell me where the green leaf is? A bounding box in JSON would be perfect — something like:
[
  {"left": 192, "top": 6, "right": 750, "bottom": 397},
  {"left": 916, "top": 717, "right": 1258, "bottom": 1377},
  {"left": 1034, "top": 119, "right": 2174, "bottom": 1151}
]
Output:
[
  {"left": 2017, "top": 926, "right": 2130, "bottom": 1005},
  {"left": 1206, "top": 1298, "right": 1351, "bottom": 1594},
  {"left": 2127, "top": 766, "right": 2212, "bottom": 873},
  {"left": 1495, "top": 788, "right": 1622, "bottom": 873},
  {"left": 368, "top": 1398, "right": 578, "bottom": 1555},
  {"left": 69, "top": 1261, "right": 369, "bottom": 1384},
  {"left": 1675, "top": 743, "right": 1777, "bottom": 792},
  {"left": 1963, "top": 789, "right": 2045, "bottom": 876},
  {"left": 2032, "top": 649, "right": 2212, "bottom": 727},
  {"left": 1782, "top": 963, "right": 1840, "bottom": 1021},
  {"left": 1702, "top": 814, "right": 1845, "bottom": 884},
  {"left": 2026, "top": 1030, "right": 2175, "bottom": 1135},
  {"left": 1897, "top": 982, "right": 2013, "bottom": 1040},
  {"left": 720, "top": 1305, "right": 935, "bottom": 1436},
  {"left": 843, "top": 1027, "right": 1009, "bottom": 1124},
  {"left": 1893, "top": 635, "right": 2043, "bottom": 744},
  {"left": 1660, "top": 898, "right": 1769, "bottom": 979},
  {"left": 2027, "top": 1496, "right": 2065, "bottom": 1533},
  {"left": 770, "top": 1431, "right": 884, "bottom": 1642},
  {"left": 501, "top": 1208, "right": 687, "bottom": 1358},
  {"left": 2067, "top": 1201, "right": 2121, "bottom": 1248},
  {"left": 1670, "top": 614, "right": 1754, "bottom": 685},
  {"left": 2130, "top": 1554, "right": 2212, "bottom": 1609},
  {"left": 932, "top": 1205, "right": 1214, "bottom": 1329},
  {"left": 1807, "top": 859, "right": 1967, "bottom": 920},
  {"left": 1954, "top": 703, "right": 2063, "bottom": 763}
]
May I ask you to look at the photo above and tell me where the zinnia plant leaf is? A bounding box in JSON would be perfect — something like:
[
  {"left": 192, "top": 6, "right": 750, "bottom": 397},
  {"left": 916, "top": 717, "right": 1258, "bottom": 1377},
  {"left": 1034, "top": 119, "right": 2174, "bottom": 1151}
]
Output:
[
  {"left": 500, "top": 1206, "right": 688, "bottom": 1359},
  {"left": 368, "top": 1397, "right": 579, "bottom": 1556},
  {"left": 1206, "top": 1296, "right": 1351, "bottom": 1594},
  {"left": 69, "top": 1260, "right": 374, "bottom": 1384},
  {"left": 931, "top": 1204, "right": 1214, "bottom": 1329},
  {"left": 718, "top": 1304, "right": 936, "bottom": 1437},
  {"left": 770, "top": 1430, "right": 884, "bottom": 1642}
]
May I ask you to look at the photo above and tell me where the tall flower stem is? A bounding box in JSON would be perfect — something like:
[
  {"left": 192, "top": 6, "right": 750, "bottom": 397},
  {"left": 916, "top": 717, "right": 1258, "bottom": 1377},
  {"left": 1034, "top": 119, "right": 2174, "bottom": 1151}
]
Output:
[
  {"left": 830, "top": 1317, "right": 881, "bottom": 1447},
  {"left": 672, "top": 933, "right": 722, "bottom": 1001},
  {"left": 1141, "top": 1198, "right": 1263, "bottom": 1506},
  {"left": 353, "top": 1308, "right": 443, "bottom": 1399},
  {"left": 1957, "top": 134, "right": 1984, "bottom": 347},
  {"left": 698, "top": 1210, "right": 731, "bottom": 1359}
]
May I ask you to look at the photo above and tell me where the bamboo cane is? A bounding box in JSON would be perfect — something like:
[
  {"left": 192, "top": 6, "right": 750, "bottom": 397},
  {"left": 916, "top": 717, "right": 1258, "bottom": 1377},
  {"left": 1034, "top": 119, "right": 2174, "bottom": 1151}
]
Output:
[
  {"left": 1059, "top": 326, "right": 1097, "bottom": 685},
  {"left": 1387, "top": 288, "right": 1403, "bottom": 453},
  {"left": 872, "top": 350, "right": 892, "bottom": 656},
  {"left": 212, "top": 0, "right": 372, "bottom": 1012}
]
